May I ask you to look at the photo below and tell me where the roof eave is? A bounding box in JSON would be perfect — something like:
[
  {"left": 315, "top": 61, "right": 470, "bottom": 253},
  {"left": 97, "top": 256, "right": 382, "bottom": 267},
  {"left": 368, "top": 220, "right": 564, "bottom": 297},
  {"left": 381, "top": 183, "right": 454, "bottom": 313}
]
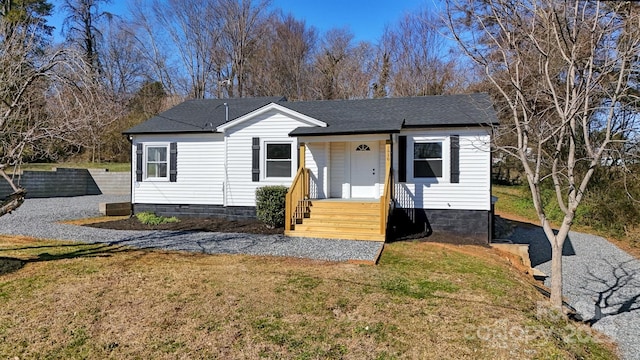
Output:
[
  {"left": 123, "top": 130, "right": 222, "bottom": 136},
  {"left": 401, "top": 122, "right": 498, "bottom": 129},
  {"left": 289, "top": 129, "right": 400, "bottom": 137}
]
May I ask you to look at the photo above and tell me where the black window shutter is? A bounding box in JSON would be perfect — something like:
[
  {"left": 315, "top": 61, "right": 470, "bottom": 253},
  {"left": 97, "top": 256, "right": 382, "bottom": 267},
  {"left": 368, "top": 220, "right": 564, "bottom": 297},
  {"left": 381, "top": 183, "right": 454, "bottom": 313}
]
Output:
[
  {"left": 136, "top": 143, "right": 143, "bottom": 182},
  {"left": 398, "top": 136, "right": 407, "bottom": 182},
  {"left": 252, "top": 137, "right": 260, "bottom": 182},
  {"left": 451, "top": 135, "right": 460, "bottom": 183},
  {"left": 169, "top": 142, "right": 177, "bottom": 182}
]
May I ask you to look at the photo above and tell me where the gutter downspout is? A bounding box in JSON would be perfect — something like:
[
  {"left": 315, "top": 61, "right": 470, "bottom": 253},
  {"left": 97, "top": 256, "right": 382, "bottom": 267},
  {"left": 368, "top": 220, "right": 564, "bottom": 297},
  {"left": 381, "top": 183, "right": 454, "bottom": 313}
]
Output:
[
  {"left": 126, "top": 134, "right": 134, "bottom": 217},
  {"left": 223, "top": 131, "right": 228, "bottom": 207}
]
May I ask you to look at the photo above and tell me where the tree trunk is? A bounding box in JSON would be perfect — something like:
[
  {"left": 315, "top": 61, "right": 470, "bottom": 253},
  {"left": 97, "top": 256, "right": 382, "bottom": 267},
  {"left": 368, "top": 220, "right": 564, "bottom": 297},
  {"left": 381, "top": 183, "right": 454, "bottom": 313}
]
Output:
[
  {"left": 550, "top": 238, "right": 563, "bottom": 309},
  {"left": 0, "top": 166, "right": 26, "bottom": 216}
]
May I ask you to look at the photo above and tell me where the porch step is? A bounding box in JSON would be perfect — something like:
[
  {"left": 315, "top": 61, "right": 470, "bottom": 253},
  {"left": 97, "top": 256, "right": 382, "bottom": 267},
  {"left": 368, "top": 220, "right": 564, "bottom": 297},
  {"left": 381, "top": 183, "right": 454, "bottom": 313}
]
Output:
[
  {"left": 300, "top": 218, "right": 379, "bottom": 228},
  {"left": 294, "top": 222, "right": 379, "bottom": 232},
  {"left": 304, "top": 213, "right": 379, "bottom": 222},
  {"left": 309, "top": 201, "right": 380, "bottom": 209},
  {"left": 286, "top": 199, "right": 385, "bottom": 242},
  {"left": 286, "top": 229, "right": 385, "bottom": 242}
]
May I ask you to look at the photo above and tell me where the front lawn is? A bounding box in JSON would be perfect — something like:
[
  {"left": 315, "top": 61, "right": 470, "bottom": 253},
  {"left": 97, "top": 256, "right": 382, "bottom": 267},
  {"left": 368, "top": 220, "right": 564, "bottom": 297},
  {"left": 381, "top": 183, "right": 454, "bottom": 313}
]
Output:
[{"left": 0, "top": 235, "right": 616, "bottom": 359}]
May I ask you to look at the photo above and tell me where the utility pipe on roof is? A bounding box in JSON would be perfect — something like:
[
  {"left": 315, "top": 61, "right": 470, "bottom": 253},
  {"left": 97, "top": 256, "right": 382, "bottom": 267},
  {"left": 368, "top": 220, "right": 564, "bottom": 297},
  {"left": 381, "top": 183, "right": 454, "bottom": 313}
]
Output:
[{"left": 224, "top": 102, "right": 228, "bottom": 122}]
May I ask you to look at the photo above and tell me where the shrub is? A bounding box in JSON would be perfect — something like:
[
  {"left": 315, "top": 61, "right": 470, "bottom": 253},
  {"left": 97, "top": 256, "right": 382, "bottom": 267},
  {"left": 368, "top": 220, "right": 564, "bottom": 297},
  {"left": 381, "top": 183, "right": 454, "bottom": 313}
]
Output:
[
  {"left": 256, "top": 185, "right": 288, "bottom": 229},
  {"left": 135, "top": 211, "right": 180, "bottom": 225}
]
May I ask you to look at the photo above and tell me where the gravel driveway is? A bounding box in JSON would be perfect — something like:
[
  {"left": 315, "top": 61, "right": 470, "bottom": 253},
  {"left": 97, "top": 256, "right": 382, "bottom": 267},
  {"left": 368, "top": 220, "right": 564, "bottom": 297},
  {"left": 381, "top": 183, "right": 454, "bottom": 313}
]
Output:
[
  {"left": 508, "top": 224, "right": 640, "bottom": 360},
  {"left": 0, "top": 195, "right": 383, "bottom": 263}
]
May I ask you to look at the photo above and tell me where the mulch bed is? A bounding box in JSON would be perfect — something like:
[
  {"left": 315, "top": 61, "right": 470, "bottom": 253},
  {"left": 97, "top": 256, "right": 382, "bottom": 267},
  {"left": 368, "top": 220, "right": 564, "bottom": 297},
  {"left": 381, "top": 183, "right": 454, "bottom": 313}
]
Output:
[{"left": 86, "top": 217, "right": 284, "bottom": 235}]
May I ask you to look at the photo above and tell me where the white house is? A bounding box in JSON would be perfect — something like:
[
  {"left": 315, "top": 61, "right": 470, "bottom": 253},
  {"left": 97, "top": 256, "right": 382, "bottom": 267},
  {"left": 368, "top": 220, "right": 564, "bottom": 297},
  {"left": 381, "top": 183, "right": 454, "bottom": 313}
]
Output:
[{"left": 124, "top": 94, "right": 498, "bottom": 244}]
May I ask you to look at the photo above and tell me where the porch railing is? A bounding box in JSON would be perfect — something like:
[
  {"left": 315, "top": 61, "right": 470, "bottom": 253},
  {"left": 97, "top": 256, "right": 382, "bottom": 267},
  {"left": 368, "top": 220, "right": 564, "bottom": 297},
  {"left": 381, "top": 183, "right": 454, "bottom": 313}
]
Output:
[
  {"left": 285, "top": 167, "right": 309, "bottom": 231},
  {"left": 380, "top": 170, "right": 393, "bottom": 236}
]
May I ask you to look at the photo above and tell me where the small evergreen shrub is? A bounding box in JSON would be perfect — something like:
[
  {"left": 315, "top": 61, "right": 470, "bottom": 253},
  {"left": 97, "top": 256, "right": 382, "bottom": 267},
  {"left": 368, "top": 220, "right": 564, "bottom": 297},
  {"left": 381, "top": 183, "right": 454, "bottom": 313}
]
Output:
[
  {"left": 256, "top": 185, "right": 288, "bottom": 228},
  {"left": 135, "top": 211, "right": 180, "bottom": 225}
]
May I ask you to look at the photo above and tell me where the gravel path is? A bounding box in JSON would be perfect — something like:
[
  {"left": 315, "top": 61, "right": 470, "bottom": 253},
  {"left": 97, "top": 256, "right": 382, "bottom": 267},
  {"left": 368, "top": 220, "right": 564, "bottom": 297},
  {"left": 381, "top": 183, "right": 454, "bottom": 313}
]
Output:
[
  {"left": 0, "top": 195, "right": 383, "bottom": 263},
  {"left": 508, "top": 224, "right": 640, "bottom": 360}
]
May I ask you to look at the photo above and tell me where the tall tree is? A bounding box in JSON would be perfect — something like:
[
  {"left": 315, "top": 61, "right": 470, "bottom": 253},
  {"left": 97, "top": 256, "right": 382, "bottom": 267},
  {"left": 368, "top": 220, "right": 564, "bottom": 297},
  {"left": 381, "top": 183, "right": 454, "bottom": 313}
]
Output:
[
  {"left": 446, "top": 0, "right": 640, "bottom": 309},
  {"left": 0, "top": 0, "right": 61, "bottom": 214},
  {"left": 312, "top": 28, "right": 375, "bottom": 100},
  {"left": 215, "top": 0, "right": 271, "bottom": 98},
  {"left": 99, "top": 17, "right": 145, "bottom": 95},
  {"left": 245, "top": 12, "right": 316, "bottom": 100},
  {"left": 62, "top": 0, "right": 111, "bottom": 74},
  {"left": 1, "top": 0, "right": 53, "bottom": 37},
  {"left": 382, "top": 9, "right": 458, "bottom": 96}
]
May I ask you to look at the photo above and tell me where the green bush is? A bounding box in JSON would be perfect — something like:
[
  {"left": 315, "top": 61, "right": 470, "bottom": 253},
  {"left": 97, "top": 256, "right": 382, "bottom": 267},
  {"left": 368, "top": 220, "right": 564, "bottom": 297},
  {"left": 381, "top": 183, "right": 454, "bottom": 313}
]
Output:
[
  {"left": 256, "top": 186, "right": 288, "bottom": 229},
  {"left": 135, "top": 212, "right": 180, "bottom": 225}
]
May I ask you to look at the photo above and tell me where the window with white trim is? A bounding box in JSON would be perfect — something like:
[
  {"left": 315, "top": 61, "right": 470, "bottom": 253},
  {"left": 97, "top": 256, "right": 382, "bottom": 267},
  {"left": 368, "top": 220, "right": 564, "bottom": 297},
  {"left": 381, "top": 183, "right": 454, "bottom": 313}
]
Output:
[
  {"left": 265, "top": 143, "right": 292, "bottom": 178},
  {"left": 413, "top": 141, "right": 443, "bottom": 178},
  {"left": 145, "top": 145, "right": 169, "bottom": 179}
]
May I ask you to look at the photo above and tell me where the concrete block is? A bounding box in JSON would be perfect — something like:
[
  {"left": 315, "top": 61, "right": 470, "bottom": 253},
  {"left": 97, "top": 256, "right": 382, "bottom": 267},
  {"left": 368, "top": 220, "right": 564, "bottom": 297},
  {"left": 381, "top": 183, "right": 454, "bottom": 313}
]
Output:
[{"left": 99, "top": 202, "right": 132, "bottom": 216}]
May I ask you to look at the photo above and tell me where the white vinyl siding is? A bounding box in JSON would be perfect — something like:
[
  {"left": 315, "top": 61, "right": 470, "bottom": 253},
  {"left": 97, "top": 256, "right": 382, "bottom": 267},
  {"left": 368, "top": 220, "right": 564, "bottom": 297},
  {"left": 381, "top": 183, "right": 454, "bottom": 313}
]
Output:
[
  {"left": 132, "top": 134, "right": 224, "bottom": 205},
  {"left": 305, "top": 142, "right": 327, "bottom": 199},
  {"left": 329, "top": 142, "right": 345, "bottom": 198},
  {"left": 225, "top": 109, "right": 315, "bottom": 206},
  {"left": 394, "top": 129, "right": 491, "bottom": 211}
]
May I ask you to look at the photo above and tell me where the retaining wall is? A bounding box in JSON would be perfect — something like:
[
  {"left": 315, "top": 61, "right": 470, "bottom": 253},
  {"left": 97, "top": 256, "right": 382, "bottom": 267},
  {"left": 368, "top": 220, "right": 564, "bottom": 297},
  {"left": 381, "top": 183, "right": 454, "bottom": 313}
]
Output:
[{"left": 0, "top": 168, "right": 130, "bottom": 198}]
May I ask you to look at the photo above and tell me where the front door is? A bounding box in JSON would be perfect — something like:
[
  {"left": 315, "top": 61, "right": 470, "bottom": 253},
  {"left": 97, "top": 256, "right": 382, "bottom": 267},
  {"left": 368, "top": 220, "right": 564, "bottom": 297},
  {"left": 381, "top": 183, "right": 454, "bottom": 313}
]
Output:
[{"left": 350, "top": 142, "right": 379, "bottom": 198}]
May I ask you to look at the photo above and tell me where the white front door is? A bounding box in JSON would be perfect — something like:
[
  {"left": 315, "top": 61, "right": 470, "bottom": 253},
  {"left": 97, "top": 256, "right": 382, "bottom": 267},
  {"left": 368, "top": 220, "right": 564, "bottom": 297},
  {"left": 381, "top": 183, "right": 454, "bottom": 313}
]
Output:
[{"left": 350, "top": 141, "right": 379, "bottom": 198}]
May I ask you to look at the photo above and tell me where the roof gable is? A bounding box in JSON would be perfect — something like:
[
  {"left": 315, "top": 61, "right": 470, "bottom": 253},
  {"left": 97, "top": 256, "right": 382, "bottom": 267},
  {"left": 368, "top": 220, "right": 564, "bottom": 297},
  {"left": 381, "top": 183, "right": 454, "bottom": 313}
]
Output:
[{"left": 216, "top": 103, "right": 327, "bottom": 133}]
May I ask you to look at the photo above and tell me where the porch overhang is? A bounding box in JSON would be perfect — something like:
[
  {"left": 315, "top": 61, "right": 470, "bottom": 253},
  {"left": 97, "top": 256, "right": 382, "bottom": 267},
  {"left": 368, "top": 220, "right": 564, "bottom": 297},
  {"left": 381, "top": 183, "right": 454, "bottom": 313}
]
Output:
[{"left": 289, "top": 128, "right": 400, "bottom": 137}]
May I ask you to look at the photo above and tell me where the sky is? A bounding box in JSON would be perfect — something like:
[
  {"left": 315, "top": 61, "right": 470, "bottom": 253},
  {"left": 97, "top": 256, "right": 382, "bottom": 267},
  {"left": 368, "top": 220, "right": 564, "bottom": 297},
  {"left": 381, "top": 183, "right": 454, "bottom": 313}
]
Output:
[{"left": 47, "top": 0, "right": 439, "bottom": 43}]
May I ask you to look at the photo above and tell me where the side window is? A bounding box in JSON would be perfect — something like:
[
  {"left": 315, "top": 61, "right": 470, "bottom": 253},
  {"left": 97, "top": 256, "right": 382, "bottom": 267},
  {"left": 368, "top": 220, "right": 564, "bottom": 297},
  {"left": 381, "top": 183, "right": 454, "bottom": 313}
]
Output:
[
  {"left": 413, "top": 142, "right": 443, "bottom": 178},
  {"left": 146, "top": 145, "right": 168, "bottom": 179},
  {"left": 265, "top": 143, "right": 292, "bottom": 178}
]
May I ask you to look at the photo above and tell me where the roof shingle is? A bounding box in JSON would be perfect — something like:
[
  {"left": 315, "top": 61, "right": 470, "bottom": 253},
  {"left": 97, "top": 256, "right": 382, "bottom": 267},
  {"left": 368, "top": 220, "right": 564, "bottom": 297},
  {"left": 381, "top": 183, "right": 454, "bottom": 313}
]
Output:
[{"left": 124, "top": 94, "right": 498, "bottom": 135}]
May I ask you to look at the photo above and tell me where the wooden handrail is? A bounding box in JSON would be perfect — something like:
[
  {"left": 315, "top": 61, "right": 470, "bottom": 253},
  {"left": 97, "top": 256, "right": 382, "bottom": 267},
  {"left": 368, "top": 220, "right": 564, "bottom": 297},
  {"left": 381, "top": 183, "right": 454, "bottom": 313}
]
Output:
[
  {"left": 285, "top": 167, "right": 309, "bottom": 231},
  {"left": 380, "top": 170, "right": 393, "bottom": 236}
]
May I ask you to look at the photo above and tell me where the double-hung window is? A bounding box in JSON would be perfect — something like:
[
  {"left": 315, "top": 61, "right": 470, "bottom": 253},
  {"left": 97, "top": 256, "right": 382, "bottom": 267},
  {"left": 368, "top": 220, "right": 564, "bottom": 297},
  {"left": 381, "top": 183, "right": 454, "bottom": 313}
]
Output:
[
  {"left": 265, "top": 143, "right": 292, "bottom": 178},
  {"left": 413, "top": 141, "right": 443, "bottom": 178},
  {"left": 146, "top": 145, "right": 168, "bottom": 180}
]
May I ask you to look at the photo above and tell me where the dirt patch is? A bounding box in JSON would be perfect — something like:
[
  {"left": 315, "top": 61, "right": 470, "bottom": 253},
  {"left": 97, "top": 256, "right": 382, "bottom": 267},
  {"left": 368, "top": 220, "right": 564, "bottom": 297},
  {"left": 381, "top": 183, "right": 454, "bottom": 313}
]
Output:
[{"left": 85, "top": 216, "right": 283, "bottom": 235}]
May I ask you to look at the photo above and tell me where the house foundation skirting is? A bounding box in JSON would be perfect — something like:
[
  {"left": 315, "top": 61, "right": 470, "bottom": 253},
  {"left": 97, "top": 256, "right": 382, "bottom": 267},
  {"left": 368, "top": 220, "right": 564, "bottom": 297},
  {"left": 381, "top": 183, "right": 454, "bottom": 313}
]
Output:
[
  {"left": 133, "top": 203, "right": 256, "bottom": 220},
  {"left": 389, "top": 208, "right": 490, "bottom": 245}
]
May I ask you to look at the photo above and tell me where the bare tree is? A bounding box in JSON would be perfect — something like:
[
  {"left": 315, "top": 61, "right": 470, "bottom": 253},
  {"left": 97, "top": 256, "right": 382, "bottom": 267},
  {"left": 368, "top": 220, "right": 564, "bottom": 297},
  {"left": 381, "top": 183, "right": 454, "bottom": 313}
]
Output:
[
  {"left": 0, "top": 6, "right": 62, "bottom": 214},
  {"left": 128, "top": 0, "right": 178, "bottom": 95},
  {"left": 215, "top": 0, "right": 272, "bottom": 98},
  {"left": 245, "top": 12, "right": 316, "bottom": 100},
  {"left": 446, "top": 0, "right": 640, "bottom": 309},
  {"left": 382, "top": 8, "right": 458, "bottom": 96},
  {"left": 62, "top": 0, "right": 111, "bottom": 74},
  {"left": 311, "top": 28, "right": 375, "bottom": 100},
  {"left": 99, "top": 17, "right": 145, "bottom": 95},
  {"left": 150, "top": 0, "right": 223, "bottom": 98},
  {"left": 48, "top": 48, "right": 126, "bottom": 163}
]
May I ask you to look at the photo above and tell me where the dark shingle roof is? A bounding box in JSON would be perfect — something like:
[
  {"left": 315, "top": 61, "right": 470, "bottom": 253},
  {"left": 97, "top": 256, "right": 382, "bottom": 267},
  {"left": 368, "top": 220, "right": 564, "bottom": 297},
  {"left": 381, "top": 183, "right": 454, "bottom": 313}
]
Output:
[
  {"left": 287, "top": 93, "right": 498, "bottom": 136},
  {"left": 124, "top": 97, "right": 285, "bottom": 134},
  {"left": 123, "top": 93, "right": 498, "bottom": 135}
]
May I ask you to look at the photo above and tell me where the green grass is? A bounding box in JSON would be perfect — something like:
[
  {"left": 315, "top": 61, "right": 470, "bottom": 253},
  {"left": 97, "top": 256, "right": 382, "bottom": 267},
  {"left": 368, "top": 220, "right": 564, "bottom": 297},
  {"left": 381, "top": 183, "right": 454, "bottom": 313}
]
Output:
[
  {"left": 493, "top": 184, "right": 640, "bottom": 258},
  {"left": 492, "top": 184, "right": 540, "bottom": 221},
  {"left": 0, "top": 235, "right": 618, "bottom": 359},
  {"left": 14, "top": 162, "right": 130, "bottom": 173}
]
